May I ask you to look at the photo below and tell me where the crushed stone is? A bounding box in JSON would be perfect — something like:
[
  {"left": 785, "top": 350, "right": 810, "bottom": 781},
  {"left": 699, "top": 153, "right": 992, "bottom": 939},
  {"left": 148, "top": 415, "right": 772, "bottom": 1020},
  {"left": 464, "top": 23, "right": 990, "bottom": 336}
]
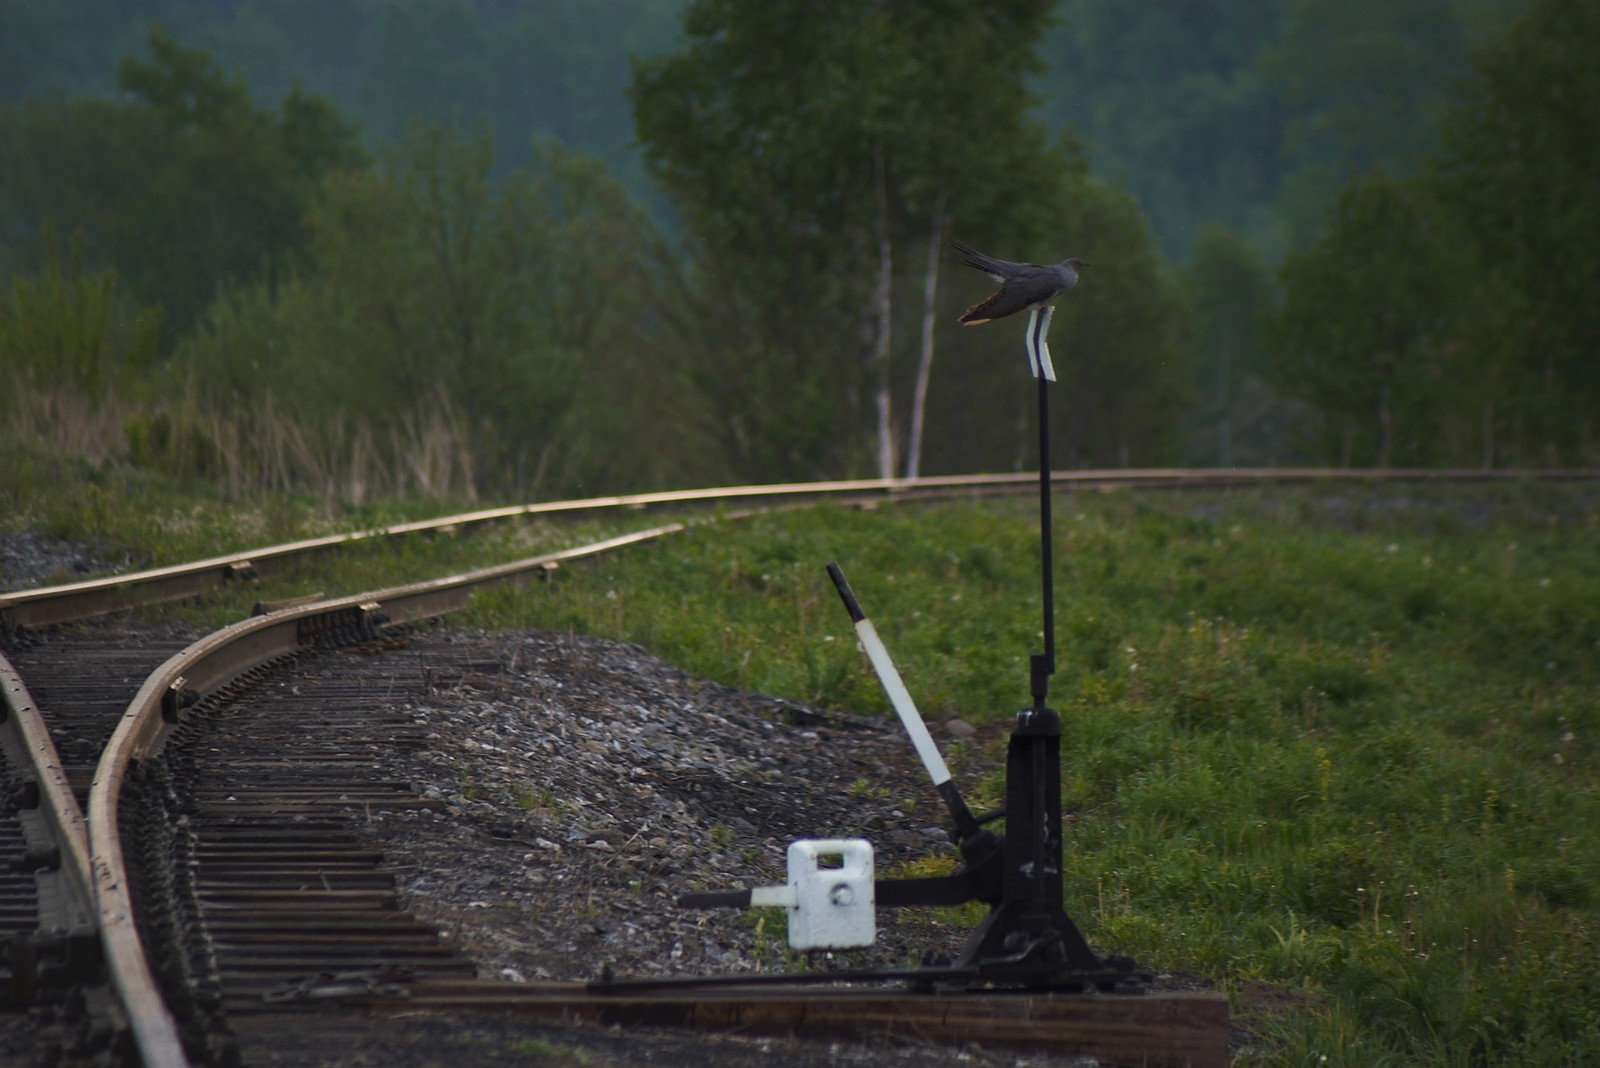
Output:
[{"left": 359, "top": 625, "right": 1002, "bottom": 987}]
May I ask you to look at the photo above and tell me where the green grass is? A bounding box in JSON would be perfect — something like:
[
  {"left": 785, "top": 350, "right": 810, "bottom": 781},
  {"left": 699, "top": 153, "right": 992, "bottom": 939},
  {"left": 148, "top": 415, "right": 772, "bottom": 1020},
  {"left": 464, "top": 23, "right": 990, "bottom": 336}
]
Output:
[{"left": 462, "top": 481, "right": 1600, "bottom": 1065}]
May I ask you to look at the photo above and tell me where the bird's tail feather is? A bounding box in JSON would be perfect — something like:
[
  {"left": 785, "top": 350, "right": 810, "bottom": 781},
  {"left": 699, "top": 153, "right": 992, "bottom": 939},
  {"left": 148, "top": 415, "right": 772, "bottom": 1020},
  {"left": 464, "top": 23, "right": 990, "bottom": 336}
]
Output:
[{"left": 948, "top": 239, "right": 1005, "bottom": 278}]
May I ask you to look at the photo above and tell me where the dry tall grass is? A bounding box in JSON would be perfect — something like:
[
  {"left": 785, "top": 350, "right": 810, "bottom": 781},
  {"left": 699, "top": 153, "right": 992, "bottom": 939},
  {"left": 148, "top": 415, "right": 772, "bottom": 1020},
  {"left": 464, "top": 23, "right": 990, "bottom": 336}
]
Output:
[
  {"left": 4, "top": 385, "right": 132, "bottom": 466},
  {"left": 5, "top": 383, "right": 481, "bottom": 506}
]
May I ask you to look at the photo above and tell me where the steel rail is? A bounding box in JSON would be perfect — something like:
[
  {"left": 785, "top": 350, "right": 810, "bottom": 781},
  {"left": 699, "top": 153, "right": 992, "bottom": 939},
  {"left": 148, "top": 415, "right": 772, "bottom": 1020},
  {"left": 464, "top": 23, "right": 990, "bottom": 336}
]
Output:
[
  {"left": 8, "top": 468, "right": 1592, "bottom": 630},
  {"left": 0, "top": 651, "right": 96, "bottom": 998},
  {"left": 87, "top": 525, "right": 681, "bottom": 1067},
  {"left": 0, "top": 657, "right": 92, "bottom": 897}
]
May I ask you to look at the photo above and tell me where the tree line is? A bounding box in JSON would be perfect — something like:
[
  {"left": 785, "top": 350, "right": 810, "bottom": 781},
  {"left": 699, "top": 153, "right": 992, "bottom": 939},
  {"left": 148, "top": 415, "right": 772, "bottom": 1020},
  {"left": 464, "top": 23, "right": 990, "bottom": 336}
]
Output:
[
  {"left": 1039, "top": 0, "right": 1530, "bottom": 260},
  {"left": 2, "top": 0, "right": 1530, "bottom": 264},
  {"left": 0, "top": 0, "right": 1594, "bottom": 504},
  {"left": 1271, "top": 0, "right": 1598, "bottom": 467}
]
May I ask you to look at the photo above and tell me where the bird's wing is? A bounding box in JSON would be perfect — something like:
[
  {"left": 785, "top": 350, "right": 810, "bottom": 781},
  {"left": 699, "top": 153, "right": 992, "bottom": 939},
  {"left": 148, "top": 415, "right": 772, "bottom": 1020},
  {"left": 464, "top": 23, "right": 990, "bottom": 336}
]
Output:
[
  {"left": 948, "top": 240, "right": 1030, "bottom": 283},
  {"left": 958, "top": 289, "right": 1020, "bottom": 325},
  {"left": 957, "top": 264, "right": 1062, "bottom": 325}
]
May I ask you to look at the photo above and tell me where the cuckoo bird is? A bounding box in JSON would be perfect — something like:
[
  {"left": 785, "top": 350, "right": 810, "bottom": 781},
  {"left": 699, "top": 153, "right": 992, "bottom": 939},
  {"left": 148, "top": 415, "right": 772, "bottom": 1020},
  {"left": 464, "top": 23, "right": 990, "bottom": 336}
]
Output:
[{"left": 951, "top": 240, "right": 1086, "bottom": 381}]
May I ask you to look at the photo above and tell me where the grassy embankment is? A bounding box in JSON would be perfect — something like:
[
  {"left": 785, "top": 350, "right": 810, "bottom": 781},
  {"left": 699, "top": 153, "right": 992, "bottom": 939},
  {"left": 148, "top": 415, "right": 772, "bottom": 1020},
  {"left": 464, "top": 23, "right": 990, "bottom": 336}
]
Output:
[{"left": 6, "top": 456, "right": 1597, "bottom": 1064}]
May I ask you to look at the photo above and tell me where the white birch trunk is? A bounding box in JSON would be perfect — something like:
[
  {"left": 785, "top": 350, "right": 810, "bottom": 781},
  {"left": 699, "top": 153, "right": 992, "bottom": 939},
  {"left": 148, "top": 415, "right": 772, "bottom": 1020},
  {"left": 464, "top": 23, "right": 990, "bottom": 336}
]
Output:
[
  {"left": 872, "top": 146, "right": 894, "bottom": 481},
  {"left": 904, "top": 200, "right": 945, "bottom": 480}
]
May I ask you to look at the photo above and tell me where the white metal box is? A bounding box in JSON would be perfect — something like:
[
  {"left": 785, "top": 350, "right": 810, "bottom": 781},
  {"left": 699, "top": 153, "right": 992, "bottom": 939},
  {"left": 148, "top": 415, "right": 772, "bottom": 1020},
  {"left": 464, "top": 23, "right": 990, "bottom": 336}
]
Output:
[{"left": 750, "top": 838, "right": 876, "bottom": 950}]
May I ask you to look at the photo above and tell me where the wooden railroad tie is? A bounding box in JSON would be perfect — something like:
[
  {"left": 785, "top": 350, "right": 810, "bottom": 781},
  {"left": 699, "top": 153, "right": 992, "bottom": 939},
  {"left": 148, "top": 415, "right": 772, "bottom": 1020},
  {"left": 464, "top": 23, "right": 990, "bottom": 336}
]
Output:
[{"left": 330, "top": 980, "right": 1230, "bottom": 1068}]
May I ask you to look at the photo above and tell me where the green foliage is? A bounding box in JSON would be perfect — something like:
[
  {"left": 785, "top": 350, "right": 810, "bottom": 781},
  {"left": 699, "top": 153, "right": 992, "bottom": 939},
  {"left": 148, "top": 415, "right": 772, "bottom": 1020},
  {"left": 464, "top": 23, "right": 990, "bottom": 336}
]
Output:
[
  {"left": 9, "top": 4, "right": 1589, "bottom": 490},
  {"left": 1039, "top": 2, "right": 1289, "bottom": 258},
  {"left": 0, "top": 233, "right": 162, "bottom": 397},
  {"left": 633, "top": 0, "right": 1051, "bottom": 477},
  {"left": 1433, "top": 0, "right": 1600, "bottom": 465},
  {"left": 175, "top": 124, "right": 707, "bottom": 501},
  {"left": 0, "top": 26, "right": 364, "bottom": 336},
  {"left": 1038, "top": 0, "right": 1527, "bottom": 260},
  {"left": 1032, "top": 179, "right": 1192, "bottom": 469},
  {"left": 5, "top": 0, "right": 1536, "bottom": 272},
  {"left": 1268, "top": 174, "right": 1469, "bottom": 466},
  {"left": 1180, "top": 224, "right": 1291, "bottom": 466},
  {"left": 0, "top": 232, "right": 169, "bottom": 467},
  {"left": 3, "top": 29, "right": 719, "bottom": 501},
  {"left": 0, "top": 1, "right": 686, "bottom": 209},
  {"left": 1270, "top": 0, "right": 1600, "bottom": 468},
  {"left": 1263, "top": 0, "right": 1523, "bottom": 249},
  {"left": 633, "top": 0, "right": 1187, "bottom": 478}
]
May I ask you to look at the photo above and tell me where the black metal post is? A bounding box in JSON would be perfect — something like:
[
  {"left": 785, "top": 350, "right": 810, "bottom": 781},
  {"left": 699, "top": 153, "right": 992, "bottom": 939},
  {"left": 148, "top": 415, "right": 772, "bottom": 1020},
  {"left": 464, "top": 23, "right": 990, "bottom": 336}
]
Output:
[
  {"left": 950, "top": 366, "right": 1143, "bottom": 989},
  {"left": 958, "top": 371, "right": 1101, "bottom": 984},
  {"left": 1031, "top": 374, "right": 1055, "bottom": 709}
]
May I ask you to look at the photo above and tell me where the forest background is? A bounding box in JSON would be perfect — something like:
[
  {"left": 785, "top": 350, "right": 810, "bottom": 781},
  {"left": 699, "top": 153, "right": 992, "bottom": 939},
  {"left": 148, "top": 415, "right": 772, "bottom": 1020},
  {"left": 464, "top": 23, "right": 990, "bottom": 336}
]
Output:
[{"left": 1, "top": 0, "right": 1595, "bottom": 506}]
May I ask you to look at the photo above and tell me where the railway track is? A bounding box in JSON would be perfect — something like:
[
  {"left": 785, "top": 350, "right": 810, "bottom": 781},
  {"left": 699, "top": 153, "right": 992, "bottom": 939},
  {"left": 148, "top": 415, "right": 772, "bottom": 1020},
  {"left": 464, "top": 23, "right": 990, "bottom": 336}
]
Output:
[
  {"left": 2, "top": 469, "right": 1592, "bottom": 1066},
  {"left": 120, "top": 641, "right": 480, "bottom": 1064}
]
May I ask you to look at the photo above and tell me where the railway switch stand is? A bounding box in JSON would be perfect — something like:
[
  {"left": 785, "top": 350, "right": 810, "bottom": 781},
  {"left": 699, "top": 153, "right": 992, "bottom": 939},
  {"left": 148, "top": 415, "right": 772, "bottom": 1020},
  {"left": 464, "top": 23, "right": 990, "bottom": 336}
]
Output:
[{"left": 665, "top": 370, "right": 1148, "bottom": 994}]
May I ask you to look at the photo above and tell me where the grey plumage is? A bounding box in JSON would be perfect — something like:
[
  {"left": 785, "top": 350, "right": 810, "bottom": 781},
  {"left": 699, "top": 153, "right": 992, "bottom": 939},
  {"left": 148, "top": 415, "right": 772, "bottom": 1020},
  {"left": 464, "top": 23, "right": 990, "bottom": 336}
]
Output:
[{"left": 950, "top": 240, "right": 1087, "bottom": 325}]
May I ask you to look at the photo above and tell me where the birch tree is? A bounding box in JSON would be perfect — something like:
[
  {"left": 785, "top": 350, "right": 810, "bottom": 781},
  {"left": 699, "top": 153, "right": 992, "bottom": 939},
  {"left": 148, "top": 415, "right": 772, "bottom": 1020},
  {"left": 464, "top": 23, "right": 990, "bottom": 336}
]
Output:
[{"left": 631, "top": 0, "right": 1057, "bottom": 480}]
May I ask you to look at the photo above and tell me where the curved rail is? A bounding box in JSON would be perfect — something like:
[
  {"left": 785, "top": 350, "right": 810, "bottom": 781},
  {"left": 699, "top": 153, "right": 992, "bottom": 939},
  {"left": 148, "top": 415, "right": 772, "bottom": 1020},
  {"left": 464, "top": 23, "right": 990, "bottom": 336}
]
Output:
[
  {"left": 8, "top": 468, "right": 1591, "bottom": 630},
  {"left": 88, "top": 525, "right": 681, "bottom": 1066}
]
